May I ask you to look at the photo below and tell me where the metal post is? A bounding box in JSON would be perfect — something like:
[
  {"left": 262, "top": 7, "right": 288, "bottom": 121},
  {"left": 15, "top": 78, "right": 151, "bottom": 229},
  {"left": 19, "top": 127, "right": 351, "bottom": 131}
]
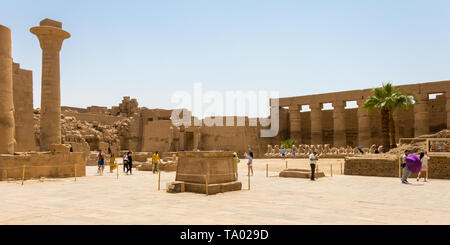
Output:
[
  {"left": 205, "top": 174, "right": 209, "bottom": 195},
  {"left": 21, "top": 165, "right": 26, "bottom": 186},
  {"left": 266, "top": 164, "right": 268, "bottom": 178},
  {"left": 248, "top": 172, "right": 251, "bottom": 190},
  {"left": 331, "top": 164, "right": 333, "bottom": 177},
  {"left": 158, "top": 168, "right": 161, "bottom": 191},
  {"left": 74, "top": 164, "right": 77, "bottom": 182}
]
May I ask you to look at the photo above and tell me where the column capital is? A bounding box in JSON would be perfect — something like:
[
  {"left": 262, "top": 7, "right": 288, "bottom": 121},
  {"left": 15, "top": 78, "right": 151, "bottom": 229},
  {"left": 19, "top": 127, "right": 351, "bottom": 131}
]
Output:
[{"left": 30, "top": 19, "right": 70, "bottom": 52}]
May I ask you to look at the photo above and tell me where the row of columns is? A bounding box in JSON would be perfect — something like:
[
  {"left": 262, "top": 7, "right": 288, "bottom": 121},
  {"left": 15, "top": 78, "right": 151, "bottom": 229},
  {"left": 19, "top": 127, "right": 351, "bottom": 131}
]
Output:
[
  {"left": 288, "top": 93, "right": 450, "bottom": 148},
  {"left": 289, "top": 100, "right": 370, "bottom": 147}
]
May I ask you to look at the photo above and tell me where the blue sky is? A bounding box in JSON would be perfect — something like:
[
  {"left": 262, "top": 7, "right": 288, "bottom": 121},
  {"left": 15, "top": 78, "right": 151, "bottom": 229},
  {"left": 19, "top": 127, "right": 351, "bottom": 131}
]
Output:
[{"left": 2, "top": 0, "right": 450, "bottom": 114}]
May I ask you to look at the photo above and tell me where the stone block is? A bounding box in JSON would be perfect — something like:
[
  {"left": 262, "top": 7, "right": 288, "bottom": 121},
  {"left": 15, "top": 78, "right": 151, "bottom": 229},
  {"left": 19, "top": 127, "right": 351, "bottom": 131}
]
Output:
[
  {"left": 279, "top": 168, "right": 325, "bottom": 179},
  {"left": 167, "top": 181, "right": 185, "bottom": 193},
  {"left": 40, "top": 18, "right": 62, "bottom": 28},
  {"left": 50, "top": 144, "right": 71, "bottom": 153}
]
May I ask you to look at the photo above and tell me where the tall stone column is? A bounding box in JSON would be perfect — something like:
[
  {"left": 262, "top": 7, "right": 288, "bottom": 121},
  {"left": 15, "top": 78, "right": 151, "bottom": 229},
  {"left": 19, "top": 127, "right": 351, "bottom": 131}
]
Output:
[
  {"left": 288, "top": 105, "right": 302, "bottom": 141},
  {"left": 446, "top": 91, "right": 450, "bottom": 130},
  {"left": 310, "top": 103, "right": 322, "bottom": 145},
  {"left": 332, "top": 100, "right": 346, "bottom": 147},
  {"left": 0, "top": 25, "right": 15, "bottom": 154},
  {"left": 414, "top": 94, "right": 429, "bottom": 137},
  {"left": 357, "top": 100, "right": 371, "bottom": 148},
  {"left": 30, "top": 19, "right": 70, "bottom": 151}
]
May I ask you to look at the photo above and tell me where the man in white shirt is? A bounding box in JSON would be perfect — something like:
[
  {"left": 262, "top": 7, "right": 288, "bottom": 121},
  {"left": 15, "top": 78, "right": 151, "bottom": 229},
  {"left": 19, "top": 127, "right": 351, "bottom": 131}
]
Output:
[
  {"left": 309, "top": 151, "right": 318, "bottom": 181},
  {"left": 401, "top": 150, "right": 411, "bottom": 184}
]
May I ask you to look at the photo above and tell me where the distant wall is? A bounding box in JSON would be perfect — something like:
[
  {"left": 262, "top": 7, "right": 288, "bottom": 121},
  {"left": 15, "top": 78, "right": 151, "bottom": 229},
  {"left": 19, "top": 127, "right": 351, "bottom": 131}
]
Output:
[{"left": 141, "top": 120, "right": 173, "bottom": 152}]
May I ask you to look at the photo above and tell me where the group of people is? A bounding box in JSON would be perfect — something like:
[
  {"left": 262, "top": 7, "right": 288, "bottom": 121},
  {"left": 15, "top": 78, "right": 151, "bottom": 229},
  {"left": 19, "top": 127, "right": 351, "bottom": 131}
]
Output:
[
  {"left": 96, "top": 150, "right": 133, "bottom": 176},
  {"left": 401, "top": 150, "right": 429, "bottom": 184},
  {"left": 122, "top": 151, "right": 134, "bottom": 175},
  {"left": 96, "top": 150, "right": 161, "bottom": 176}
]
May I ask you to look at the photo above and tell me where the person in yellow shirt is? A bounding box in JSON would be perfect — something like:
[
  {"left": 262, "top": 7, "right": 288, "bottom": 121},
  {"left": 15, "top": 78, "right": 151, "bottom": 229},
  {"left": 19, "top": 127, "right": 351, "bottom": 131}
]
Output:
[
  {"left": 109, "top": 154, "right": 116, "bottom": 173},
  {"left": 152, "top": 151, "right": 160, "bottom": 174}
]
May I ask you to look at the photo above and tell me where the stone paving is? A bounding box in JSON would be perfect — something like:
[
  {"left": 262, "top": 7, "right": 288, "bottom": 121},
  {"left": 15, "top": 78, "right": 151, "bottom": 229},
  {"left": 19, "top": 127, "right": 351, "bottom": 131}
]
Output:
[{"left": 1, "top": 159, "right": 449, "bottom": 225}]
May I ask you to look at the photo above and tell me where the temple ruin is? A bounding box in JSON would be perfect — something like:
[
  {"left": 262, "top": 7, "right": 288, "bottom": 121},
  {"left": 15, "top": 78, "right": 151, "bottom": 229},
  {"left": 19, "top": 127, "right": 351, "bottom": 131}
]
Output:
[
  {"left": 0, "top": 18, "right": 449, "bottom": 182},
  {"left": 277, "top": 81, "right": 450, "bottom": 148},
  {"left": 0, "top": 20, "right": 84, "bottom": 181}
]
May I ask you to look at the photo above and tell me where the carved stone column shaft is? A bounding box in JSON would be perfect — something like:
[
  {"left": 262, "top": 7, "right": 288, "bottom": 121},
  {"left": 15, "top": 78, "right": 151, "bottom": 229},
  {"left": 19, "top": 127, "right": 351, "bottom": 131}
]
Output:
[
  {"left": 0, "top": 25, "right": 15, "bottom": 154},
  {"left": 333, "top": 100, "right": 346, "bottom": 147}
]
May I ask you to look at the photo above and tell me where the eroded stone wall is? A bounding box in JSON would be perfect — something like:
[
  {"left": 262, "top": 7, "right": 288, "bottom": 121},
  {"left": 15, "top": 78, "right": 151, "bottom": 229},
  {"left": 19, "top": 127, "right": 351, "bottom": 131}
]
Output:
[
  {"left": 12, "top": 63, "right": 35, "bottom": 152},
  {"left": 344, "top": 155, "right": 450, "bottom": 179},
  {"left": 0, "top": 152, "right": 86, "bottom": 180}
]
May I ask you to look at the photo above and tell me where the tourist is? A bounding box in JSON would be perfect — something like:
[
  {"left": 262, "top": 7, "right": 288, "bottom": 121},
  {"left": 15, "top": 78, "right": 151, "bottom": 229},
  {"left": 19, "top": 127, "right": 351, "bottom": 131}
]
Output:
[
  {"left": 244, "top": 151, "right": 254, "bottom": 176},
  {"left": 401, "top": 150, "right": 411, "bottom": 184},
  {"left": 309, "top": 151, "right": 318, "bottom": 181},
  {"left": 292, "top": 148, "right": 296, "bottom": 158},
  {"left": 152, "top": 151, "right": 160, "bottom": 174},
  {"left": 248, "top": 145, "right": 252, "bottom": 154},
  {"left": 356, "top": 147, "right": 364, "bottom": 154},
  {"left": 126, "top": 151, "right": 133, "bottom": 175},
  {"left": 97, "top": 150, "right": 105, "bottom": 176},
  {"left": 417, "top": 152, "right": 429, "bottom": 182},
  {"left": 281, "top": 147, "right": 286, "bottom": 159},
  {"left": 123, "top": 152, "right": 128, "bottom": 172},
  {"left": 109, "top": 154, "right": 116, "bottom": 173},
  {"left": 232, "top": 152, "right": 240, "bottom": 179}
]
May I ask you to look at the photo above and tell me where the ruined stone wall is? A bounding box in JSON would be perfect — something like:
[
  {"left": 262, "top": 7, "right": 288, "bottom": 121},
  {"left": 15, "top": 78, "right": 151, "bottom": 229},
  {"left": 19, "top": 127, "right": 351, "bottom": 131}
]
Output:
[
  {"left": 12, "top": 63, "right": 35, "bottom": 152},
  {"left": 198, "top": 126, "right": 261, "bottom": 154},
  {"left": 428, "top": 155, "right": 450, "bottom": 179},
  {"left": 61, "top": 106, "right": 88, "bottom": 113},
  {"left": 141, "top": 120, "right": 173, "bottom": 152},
  {"left": 344, "top": 155, "right": 450, "bottom": 179},
  {"left": 344, "top": 156, "right": 398, "bottom": 177},
  {"left": 63, "top": 111, "right": 125, "bottom": 125},
  {"left": 0, "top": 152, "right": 85, "bottom": 180}
]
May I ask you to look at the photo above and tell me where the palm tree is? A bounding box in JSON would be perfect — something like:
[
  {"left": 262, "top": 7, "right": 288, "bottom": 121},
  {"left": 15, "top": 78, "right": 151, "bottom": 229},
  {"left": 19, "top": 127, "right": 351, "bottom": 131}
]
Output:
[{"left": 363, "top": 83, "right": 415, "bottom": 151}]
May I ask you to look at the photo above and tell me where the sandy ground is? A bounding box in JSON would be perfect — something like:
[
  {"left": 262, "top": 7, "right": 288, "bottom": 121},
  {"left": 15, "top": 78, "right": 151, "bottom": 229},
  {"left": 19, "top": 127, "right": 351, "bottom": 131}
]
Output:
[{"left": 1, "top": 158, "right": 449, "bottom": 225}]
